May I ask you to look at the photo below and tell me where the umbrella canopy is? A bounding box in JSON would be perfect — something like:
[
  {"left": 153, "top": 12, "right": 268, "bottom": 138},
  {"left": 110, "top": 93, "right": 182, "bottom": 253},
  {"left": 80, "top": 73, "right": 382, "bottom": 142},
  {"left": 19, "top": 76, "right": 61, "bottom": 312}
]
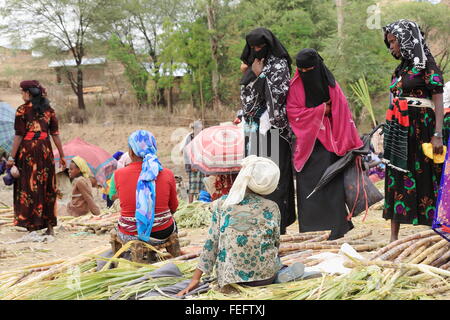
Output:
[
  {"left": 307, "top": 124, "right": 384, "bottom": 199},
  {"left": 185, "top": 125, "right": 245, "bottom": 175},
  {"left": 54, "top": 137, "right": 117, "bottom": 187},
  {"left": 0, "top": 102, "right": 15, "bottom": 154}
]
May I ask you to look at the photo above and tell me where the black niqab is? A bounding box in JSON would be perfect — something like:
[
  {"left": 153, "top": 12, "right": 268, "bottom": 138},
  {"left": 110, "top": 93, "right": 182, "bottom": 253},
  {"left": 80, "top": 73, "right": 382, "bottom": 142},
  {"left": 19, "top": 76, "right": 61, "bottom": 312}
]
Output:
[
  {"left": 296, "top": 48, "right": 336, "bottom": 108},
  {"left": 240, "top": 28, "right": 292, "bottom": 85}
]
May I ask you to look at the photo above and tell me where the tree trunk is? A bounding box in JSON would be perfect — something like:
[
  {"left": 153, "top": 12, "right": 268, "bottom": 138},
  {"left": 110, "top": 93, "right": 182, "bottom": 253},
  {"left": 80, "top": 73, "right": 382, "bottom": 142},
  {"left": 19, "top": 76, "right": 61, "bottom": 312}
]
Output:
[
  {"left": 199, "top": 79, "right": 205, "bottom": 123},
  {"left": 336, "top": 0, "right": 344, "bottom": 40},
  {"left": 158, "top": 87, "right": 166, "bottom": 107},
  {"left": 206, "top": 0, "right": 221, "bottom": 112},
  {"left": 76, "top": 67, "right": 86, "bottom": 110},
  {"left": 168, "top": 86, "right": 173, "bottom": 114}
]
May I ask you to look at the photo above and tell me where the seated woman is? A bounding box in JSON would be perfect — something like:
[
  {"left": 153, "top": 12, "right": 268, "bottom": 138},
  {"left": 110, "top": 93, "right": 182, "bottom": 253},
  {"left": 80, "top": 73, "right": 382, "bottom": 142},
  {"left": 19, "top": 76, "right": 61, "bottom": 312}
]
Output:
[
  {"left": 178, "top": 156, "right": 305, "bottom": 296},
  {"left": 203, "top": 174, "right": 238, "bottom": 201},
  {"left": 67, "top": 156, "right": 101, "bottom": 217},
  {"left": 113, "top": 130, "right": 179, "bottom": 253}
]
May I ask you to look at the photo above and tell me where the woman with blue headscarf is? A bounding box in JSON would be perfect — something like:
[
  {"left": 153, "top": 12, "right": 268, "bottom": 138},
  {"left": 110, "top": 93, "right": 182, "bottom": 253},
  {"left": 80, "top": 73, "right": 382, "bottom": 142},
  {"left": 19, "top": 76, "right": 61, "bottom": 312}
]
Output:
[{"left": 113, "top": 130, "right": 179, "bottom": 249}]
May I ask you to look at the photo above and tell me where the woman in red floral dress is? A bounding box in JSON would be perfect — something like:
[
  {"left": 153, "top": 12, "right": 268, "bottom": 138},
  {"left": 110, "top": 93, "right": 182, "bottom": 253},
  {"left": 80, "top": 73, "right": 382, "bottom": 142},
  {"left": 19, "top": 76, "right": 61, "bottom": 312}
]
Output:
[{"left": 6, "top": 81, "right": 66, "bottom": 235}]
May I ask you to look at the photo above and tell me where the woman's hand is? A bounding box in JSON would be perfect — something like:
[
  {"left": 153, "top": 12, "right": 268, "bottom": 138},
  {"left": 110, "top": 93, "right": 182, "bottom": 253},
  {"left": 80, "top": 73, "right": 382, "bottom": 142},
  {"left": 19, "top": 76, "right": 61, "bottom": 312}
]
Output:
[
  {"left": 324, "top": 100, "right": 332, "bottom": 117},
  {"left": 431, "top": 136, "right": 444, "bottom": 155},
  {"left": 59, "top": 157, "right": 67, "bottom": 169},
  {"left": 252, "top": 58, "right": 265, "bottom": 77},
  {"left": 176, "top": 279, "right": 200, "bottom": 297},
  {"left": 6, "top": 159, "right": 14, "bottom": 169},
  {"left": 240, "top": 63, "right": 249, "bottom": 73},
  {"left": 176, "top": 268, "right": 203, "bottom": 297}
]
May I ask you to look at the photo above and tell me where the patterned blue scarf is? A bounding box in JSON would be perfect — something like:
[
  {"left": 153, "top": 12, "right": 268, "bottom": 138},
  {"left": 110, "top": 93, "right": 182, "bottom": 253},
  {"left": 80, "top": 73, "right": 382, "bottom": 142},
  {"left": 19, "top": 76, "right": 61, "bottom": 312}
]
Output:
[{"left": 128, "top": 130, "right": 162, "bottom": 242}]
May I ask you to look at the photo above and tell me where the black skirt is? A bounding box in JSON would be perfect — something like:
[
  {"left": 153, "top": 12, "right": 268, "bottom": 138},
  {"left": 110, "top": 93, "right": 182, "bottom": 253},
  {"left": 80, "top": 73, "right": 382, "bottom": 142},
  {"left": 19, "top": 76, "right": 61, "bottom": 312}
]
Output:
[
  {"left": 296, "top": 140, "right": 353, "bottom": 240},
  {"left": 245, "top": 129, "right": 296, "bottom": 234}
]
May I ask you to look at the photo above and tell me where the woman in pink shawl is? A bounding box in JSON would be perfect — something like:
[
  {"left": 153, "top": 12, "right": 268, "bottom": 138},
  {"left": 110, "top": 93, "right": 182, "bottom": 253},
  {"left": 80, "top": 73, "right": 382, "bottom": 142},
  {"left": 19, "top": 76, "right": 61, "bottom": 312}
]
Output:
[{"left": 286, "top": 49, "right": 363, "bottom": 240}]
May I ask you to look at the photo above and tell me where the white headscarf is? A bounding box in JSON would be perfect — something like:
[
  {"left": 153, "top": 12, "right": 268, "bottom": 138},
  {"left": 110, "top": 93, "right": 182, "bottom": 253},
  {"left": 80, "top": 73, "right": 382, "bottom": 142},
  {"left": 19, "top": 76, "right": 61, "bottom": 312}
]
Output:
[
  {"left": 222, "top": 155, "right": 280, "bottom": 207},
  {"left": 117, "top": 152, "right": 131, "bottom": 169}
]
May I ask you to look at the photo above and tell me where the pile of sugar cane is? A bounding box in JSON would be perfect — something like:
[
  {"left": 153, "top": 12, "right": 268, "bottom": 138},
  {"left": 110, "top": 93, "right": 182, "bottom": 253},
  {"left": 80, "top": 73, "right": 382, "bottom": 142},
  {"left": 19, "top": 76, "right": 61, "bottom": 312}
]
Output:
[
  {"left": 0, "top": 207, "right": 14, "bottom": 227},
  {"left": 60, "top": 213, "right": 120, "bottom": 235},
  {"left": 279, "top": 230, "right": 386, "bottom": 265},
  {"left": 168, "top": 230, "right": 389, "bottom": 265},
  {"left": 369, "top": 229, "right": 450, "bottom": 269}
]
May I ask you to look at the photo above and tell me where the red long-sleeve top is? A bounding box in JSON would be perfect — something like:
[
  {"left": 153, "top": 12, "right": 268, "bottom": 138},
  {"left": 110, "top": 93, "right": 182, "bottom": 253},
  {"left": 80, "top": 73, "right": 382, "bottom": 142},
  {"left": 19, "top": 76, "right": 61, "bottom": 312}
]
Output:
[{"left": 114, "top": 162, "right": 178, "bottom": 235}]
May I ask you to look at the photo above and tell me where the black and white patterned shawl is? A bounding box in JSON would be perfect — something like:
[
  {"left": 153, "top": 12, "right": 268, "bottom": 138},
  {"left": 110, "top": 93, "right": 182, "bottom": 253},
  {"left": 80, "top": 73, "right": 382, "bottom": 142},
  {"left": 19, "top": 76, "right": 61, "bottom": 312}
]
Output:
[
  {"left": 383, "top": 19, "right": 431, "bottom": 70},
  {"left": 240, "top": 55, "right": 291, "bottom": 139}
]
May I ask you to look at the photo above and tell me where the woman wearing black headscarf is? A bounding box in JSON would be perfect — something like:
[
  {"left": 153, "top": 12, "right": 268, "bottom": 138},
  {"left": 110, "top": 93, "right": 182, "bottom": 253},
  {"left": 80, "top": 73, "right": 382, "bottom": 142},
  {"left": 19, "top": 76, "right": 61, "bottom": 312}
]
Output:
[
  {"left": 382, "top": 20, "right": 450, "bottom": 242},
  {"left": 286, "top": 49, "right": 363, "bottom": 240},
  {"left": 239, "top": 27, "right": 296, "bottom": 235}
]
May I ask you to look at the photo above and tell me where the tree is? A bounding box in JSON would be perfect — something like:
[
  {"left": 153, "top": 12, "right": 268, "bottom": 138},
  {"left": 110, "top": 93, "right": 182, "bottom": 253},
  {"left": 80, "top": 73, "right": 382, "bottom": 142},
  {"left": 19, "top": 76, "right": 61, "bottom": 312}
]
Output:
[
  {"left": 206, "top": 0, "right": 222, "bottom": 112},
  {"left": 1, "top": 0, "right": 108, "bottom": 110},
  {"left": 97, "top": 0, "right": 192, "bottom": 107},
  {"left": 161, "top": 18, "right": 213, "bottom": 113},
  {"left": 108, "top": 35, "right": 150, "bottom": 107}
]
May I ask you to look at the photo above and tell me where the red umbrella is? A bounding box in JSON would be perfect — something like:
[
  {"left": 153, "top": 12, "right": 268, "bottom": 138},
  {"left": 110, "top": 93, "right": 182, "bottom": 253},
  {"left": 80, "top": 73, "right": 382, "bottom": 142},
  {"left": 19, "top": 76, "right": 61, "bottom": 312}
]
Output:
[
  {"left": 185, "top": 125, "right": 244, "bottom": 175},
  {"left": 54, "top": 137, "right": 117, "bottom": 186}
]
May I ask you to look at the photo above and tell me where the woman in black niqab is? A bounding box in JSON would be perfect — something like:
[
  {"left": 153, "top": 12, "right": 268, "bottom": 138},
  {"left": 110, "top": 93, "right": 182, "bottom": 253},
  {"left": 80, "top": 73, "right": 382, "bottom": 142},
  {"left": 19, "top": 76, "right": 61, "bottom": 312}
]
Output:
[
  {"left": 296, "top": 48, "right": 336, "bottom": 108},
  {"left": 240, "top": 28, "right": 292, "bottom": 85}
]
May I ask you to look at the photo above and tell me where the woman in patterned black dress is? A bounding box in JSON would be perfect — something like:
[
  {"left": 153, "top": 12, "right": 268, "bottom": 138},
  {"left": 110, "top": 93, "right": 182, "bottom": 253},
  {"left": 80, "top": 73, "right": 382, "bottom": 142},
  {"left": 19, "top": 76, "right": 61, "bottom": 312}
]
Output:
[
  {"left": 382, "top": 20, "right": 450, "bottom": 242},
  {"left": 6, "top": 81, "right": 66, "bottom": 235}
]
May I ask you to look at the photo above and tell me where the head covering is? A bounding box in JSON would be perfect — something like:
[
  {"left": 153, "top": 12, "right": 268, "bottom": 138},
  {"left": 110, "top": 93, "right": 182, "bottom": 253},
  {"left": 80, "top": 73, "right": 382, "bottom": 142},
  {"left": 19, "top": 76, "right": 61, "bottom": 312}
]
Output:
[
  {"left": 117, "top": 152, "right": 131, "bottom": 169},
  {"left": 192, "top": 120, "right": 203, "bottom": 137},
  {"left": 112, "top": 151, "right": 124, "bottom": 161},
  {"left": 19, "top": 80, "right": 49, "bottom": 114},
  {"left": 296, "top": 48, "right": 336, "bottom": 108},
  {"left": 20, "top": 80, "right": 47, "bottom": 96},
  {"left": 128, "top": 130, "right": 163, "bottom": 242},
  {"left": 222, "top": 155, "right": 280, "bottom": 207},
  {"left": 240, "top": 28, "right": 292, "bottom": 85},
  {"left": 72, "top": 156, "right": 93, "bottom": 178},
  {"left": 383, "top": 19, "right": 431, "bottom": 70}
]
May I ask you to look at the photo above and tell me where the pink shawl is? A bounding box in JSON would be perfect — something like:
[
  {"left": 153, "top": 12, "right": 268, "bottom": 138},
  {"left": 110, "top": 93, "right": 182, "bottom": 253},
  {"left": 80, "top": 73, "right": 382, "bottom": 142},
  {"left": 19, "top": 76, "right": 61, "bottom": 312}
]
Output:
[{"left": 286, "top": 70, "right": 363, "bottom": 172}]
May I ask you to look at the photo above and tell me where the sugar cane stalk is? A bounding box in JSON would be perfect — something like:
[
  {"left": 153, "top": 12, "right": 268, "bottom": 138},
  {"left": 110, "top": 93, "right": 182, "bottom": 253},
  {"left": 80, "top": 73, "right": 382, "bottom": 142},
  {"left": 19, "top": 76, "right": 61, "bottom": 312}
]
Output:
[{"left": 370, "top": 229, "right": 436, "bottom": 260}]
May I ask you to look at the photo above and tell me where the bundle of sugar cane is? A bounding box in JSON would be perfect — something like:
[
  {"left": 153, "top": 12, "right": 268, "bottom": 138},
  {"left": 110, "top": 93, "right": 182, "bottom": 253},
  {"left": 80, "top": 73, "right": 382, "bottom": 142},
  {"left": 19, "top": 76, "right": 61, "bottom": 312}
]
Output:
[
  {"left": 280, "top": 231, "right": 330, "bottom": 243},
  {"left": 191, "top": 264, "right": 445, "bottom": 300},
  {"left": 370, "top": 229, "right": 436, "bottom": 260},
  {"left": 1, "top": 245, "right": 110, "bottom": 300},
  {"left": 279, "top": 241, "right": 385, "bottom": 254},
  {"left": 369, "top": 230, "right": 450, "bottom": 269},
  {"left": 15, "top": 259, "right": 198, "bottom": 300}
]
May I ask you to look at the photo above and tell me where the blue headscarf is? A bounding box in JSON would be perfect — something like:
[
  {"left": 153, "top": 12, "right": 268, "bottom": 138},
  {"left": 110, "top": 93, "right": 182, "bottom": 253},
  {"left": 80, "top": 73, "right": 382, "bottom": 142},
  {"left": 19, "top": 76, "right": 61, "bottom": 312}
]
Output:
[
  {"left": 128, "top": 130, "right": 163, "bottom": 242},
  {"left": 112, "top": 151, "right": 124, "bottom": 161}
]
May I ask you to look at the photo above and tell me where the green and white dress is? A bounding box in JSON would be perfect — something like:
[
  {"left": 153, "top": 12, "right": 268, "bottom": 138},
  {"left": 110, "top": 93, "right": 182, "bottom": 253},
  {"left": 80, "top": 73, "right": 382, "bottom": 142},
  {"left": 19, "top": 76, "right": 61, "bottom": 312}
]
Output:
[{"left": 197, "top": 193, "right": 282, "bottom": 288}]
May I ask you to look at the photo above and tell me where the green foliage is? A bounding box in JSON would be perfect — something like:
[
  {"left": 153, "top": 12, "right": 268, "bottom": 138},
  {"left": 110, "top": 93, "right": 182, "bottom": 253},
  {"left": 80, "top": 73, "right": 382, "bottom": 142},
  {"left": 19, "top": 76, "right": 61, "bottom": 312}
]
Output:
[
  {"left": 350, "top": 77, "right": 377, "bottom": 127},
  {"left": 108, "top": 35, "right": 150, "bottom": 106},
  {"left": 160, "top": 18, "right": 214, "bottom": 108},
  {"left": 2, "top": 0, "right": 449, "bottom": 122}
]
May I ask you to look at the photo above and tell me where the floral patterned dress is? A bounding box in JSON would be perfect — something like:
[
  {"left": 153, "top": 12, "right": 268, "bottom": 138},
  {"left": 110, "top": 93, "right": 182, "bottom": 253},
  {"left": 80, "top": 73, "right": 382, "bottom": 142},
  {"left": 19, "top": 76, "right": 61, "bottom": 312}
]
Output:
[
  {"left": 383, "top": 56, "right": 450, "bottom": 225},
  {"left": 13, "top": 102, "right": 59, "bottom": 231},
  {"left": 197, "top": 193, "right": 282, "bottom": 288}
]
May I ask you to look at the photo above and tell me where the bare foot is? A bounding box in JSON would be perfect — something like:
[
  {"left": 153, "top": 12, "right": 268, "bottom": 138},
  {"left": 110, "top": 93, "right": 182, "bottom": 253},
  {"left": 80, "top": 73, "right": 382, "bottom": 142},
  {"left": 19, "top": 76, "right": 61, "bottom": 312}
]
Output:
[
  {"left": 390, "top": 236, "right": 398, "bottom": 243},
  {"left": 45, "top": 225, "right": 54, "bottom": 236}
]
